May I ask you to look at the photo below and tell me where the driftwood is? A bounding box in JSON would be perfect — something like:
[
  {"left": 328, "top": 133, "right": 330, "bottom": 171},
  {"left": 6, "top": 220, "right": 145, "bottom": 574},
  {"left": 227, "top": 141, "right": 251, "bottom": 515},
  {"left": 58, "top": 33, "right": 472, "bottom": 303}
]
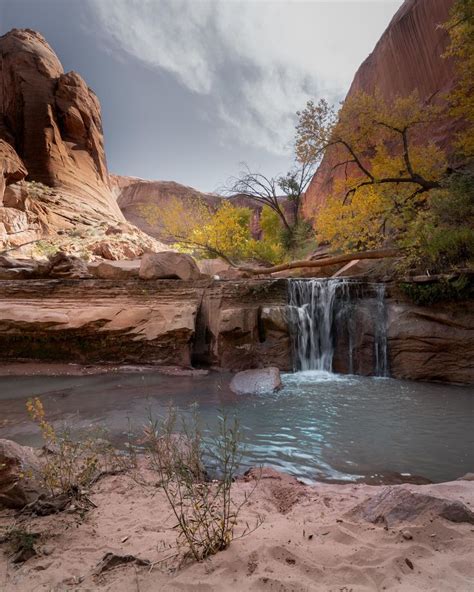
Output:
[{"left": 238, "top": 248, "right": 400, "bottom": 276}]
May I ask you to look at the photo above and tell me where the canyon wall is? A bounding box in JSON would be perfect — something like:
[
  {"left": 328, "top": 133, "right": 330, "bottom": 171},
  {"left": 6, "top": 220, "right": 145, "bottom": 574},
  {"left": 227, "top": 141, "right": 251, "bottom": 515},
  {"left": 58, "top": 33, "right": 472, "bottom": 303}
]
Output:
[
  {"left": 111, "top": 175, "right": 264, "bottom": 243},
  {"left": 304, "top": 0, "right": 456, "bottom": 215},
  {"left": 0, "top": 278, "right": 291, "bottom": 370},
  {"left": 0, "top": 276, "right": 471, "bottom": 383}
]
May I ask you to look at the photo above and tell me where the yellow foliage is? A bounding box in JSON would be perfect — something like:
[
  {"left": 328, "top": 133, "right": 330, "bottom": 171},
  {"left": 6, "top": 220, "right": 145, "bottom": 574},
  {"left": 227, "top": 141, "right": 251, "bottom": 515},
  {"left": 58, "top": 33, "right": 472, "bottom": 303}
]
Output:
[
  {"left": 141, "top": 197, "right": 285, "bottom": 264},
  {"left": 444, "top": 0, "right": 474, "bottom": 156},
  {"left": 317, "top": 187, "right": 390, "bottom": 251}
]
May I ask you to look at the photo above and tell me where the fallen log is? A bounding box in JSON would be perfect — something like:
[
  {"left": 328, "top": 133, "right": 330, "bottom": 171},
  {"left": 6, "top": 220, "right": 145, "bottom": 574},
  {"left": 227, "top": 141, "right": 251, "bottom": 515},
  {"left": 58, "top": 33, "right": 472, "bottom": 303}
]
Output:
[{"left": 238, "top": 248, "right": 400, "bottom": 276}]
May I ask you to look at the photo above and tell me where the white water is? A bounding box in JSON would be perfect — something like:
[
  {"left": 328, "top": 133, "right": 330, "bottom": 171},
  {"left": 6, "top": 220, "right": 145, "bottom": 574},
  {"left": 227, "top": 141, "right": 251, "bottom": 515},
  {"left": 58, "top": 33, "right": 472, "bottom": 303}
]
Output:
[{"left": 288, "top": 278, "right": 388, "bottom": 376}]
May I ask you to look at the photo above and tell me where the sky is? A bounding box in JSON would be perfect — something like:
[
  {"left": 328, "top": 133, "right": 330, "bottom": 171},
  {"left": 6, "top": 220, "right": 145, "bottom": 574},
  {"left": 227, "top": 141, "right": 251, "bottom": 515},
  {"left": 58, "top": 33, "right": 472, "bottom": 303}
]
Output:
[{"left": 1, "top": 0, "right": 403, "bottom": 193}]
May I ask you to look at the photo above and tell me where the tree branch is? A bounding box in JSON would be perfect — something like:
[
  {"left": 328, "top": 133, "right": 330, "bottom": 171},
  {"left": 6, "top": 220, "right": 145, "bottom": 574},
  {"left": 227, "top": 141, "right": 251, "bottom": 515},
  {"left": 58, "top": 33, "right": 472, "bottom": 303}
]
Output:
[{"left": 238, "top": 248, "right": 400, "bottom": 275}]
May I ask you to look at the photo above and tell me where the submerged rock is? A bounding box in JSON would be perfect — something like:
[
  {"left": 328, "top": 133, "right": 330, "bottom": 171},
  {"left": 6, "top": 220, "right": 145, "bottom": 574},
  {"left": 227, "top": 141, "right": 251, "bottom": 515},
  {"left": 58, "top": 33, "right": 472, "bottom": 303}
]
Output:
[
  {"left": 0, "top": 439, "right": 44, "bottom": 509},
  {"left": 139, "top": 251, "right": 202, "bottom": 281},
  {"left": 230, "top": 367, "right": 282, "bottom": 395}
]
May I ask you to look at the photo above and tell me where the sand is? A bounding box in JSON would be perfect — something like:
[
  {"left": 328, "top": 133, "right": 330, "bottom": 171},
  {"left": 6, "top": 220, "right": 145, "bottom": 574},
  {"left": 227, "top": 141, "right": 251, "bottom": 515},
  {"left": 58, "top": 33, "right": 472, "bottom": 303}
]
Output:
[{"left": 1, "top": 468, "right": 473, "bottom": 592}]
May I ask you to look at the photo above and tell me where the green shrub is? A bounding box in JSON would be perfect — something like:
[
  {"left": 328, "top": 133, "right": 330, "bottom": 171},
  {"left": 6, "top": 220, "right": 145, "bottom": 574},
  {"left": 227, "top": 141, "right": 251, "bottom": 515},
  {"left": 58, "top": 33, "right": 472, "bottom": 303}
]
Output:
[{"left": 399, "top": 275, "right": 473, "bottom": 305}]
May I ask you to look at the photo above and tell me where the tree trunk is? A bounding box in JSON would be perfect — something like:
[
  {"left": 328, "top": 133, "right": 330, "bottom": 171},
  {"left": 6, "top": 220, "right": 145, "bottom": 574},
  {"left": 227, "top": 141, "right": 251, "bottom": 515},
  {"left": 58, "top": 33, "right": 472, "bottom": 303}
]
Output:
[{"left": 238, "top": 248, "right": 400, "bottom": 275}]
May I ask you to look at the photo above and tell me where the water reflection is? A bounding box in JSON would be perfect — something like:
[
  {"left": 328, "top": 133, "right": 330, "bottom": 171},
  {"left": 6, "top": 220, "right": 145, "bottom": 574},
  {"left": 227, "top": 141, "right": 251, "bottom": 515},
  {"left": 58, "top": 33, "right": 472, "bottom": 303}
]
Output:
[{"left": 0, "top": 370, "right": 472, "bottom": 483}]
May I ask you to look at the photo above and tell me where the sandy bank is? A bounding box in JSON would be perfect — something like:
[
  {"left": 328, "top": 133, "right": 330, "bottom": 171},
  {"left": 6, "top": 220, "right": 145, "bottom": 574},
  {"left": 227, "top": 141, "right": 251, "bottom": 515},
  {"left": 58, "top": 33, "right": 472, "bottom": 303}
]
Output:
[{"left": 1, "top": 467, "right": 473, "bottom": 591}]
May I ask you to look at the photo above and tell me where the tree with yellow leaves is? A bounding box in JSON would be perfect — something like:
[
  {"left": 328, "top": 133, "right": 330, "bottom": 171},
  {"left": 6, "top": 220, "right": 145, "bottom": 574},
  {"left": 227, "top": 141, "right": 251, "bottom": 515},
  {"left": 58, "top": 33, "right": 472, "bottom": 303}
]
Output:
[
  {"left": 141, "top": 197, "right": 284, "bottom": 266},
  {"left": 296, "top": 90, "right": 448, "bottom": 253}
]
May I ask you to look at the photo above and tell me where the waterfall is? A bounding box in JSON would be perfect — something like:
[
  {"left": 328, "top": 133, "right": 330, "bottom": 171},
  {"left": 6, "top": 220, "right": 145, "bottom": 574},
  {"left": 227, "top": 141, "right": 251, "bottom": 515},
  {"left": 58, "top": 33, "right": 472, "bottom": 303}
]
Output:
[{"left": 288, "top": 278, "right": 388, "bottom": 377}]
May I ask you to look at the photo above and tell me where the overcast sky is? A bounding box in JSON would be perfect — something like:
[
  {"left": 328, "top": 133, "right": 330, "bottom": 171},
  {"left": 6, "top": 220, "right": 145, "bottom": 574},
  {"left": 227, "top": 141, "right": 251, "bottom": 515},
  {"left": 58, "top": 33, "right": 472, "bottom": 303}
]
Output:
[{"left": 1, "top": 0, "right": 403, "bottom": 192}]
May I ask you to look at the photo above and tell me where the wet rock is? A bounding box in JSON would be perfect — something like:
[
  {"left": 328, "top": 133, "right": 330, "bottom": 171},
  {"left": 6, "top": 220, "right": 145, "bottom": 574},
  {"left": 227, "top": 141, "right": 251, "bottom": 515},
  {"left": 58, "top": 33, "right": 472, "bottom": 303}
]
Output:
[
  {"left": 350, "top": 486, "right": 474, "bottom": 527},
  {"left": 139, "top": 251, "right": 201, "bottom": 281},
  {"left": 0, "top": 439, "right": 44, "bottom": 509},
  {"left": 387, "top": 299, "right": 474, "bottom": 384},
  {"left": 230, "top": 367, "right": 282, "bottom": 395}
]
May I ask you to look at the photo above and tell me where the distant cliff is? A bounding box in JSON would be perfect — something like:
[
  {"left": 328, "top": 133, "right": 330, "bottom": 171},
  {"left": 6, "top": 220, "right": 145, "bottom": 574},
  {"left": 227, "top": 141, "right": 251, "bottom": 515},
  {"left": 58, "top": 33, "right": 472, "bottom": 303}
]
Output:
[{"left": 304, "top": 0, "right": 456, "bottom": 216}]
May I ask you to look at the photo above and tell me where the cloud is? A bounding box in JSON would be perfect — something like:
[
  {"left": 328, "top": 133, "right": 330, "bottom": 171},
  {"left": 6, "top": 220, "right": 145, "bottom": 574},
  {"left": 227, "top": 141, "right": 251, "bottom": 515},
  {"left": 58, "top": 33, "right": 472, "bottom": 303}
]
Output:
[{"left": 87, "top": 0, "right": 402, "bottom": 155}]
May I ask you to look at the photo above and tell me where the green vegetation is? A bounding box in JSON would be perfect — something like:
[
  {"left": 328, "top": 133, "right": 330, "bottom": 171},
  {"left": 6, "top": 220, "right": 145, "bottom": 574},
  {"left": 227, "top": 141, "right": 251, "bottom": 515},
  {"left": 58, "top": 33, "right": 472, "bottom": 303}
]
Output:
[
  {"left": 143, "top": 405, "right": 261, "bottom": 563},
  {"left": 399, "top": 275, "right": 473, "bottom": 306}
]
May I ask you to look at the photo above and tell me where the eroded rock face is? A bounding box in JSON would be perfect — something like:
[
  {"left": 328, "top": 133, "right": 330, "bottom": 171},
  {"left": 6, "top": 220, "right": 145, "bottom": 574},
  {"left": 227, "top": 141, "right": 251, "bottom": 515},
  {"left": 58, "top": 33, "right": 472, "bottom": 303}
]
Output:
[
  {"left": 0, "top": 278, "right": 291, "bottom": 369},
  {"left": 386, "top": 299, "right": 474, "bottom": 384},
  {"left": 305, "top": 0, "right": 456, "bottom": 215},
  {"left": 0, "top": 439, "right": 44, "bottom": 509},
  {"left": 196, "top": 281, "right": 292, "bottom": 371},
  {"left": 0, "top": 140, "right": 27, "bottom": 204},
  {"left": 0, "top": 29, "right": 123, "bottom": 223}
]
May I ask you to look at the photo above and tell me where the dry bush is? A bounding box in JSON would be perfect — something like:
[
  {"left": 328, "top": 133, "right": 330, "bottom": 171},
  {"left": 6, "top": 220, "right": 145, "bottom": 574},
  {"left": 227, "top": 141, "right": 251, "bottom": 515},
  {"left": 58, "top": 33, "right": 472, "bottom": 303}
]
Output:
[
  {"left": 26, "top": 397, "right": 113, "bottom": 500},
  {"left": 143, "top": 405, "right": 261, "bottom": 563}
]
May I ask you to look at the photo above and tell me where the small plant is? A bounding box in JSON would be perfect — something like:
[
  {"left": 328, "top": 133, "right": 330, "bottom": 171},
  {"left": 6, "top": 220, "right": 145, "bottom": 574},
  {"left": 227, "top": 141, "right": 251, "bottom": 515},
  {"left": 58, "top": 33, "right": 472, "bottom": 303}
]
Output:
[
  {"left": 143, "top": 405, "right": 260, "bottom": 563},
  {"left": 26, "top": 398, "right": 108, "bottom": 499},
  {"left": 1, "top": 523, "right": 40, "bottom": 563},
  {"left": 399, "top": 275, "right": 473, "bottom": 306}
]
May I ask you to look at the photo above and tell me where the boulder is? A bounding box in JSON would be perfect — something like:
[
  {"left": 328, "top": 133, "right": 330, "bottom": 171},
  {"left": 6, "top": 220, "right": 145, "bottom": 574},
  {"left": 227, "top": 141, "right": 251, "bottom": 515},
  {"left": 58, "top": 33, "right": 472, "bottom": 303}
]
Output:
[
  {"left": 91, "top": 240, "right": 143, "bottom": 261},
  {"left": 47, "top": 252, "right": 91, "bottom": 279},
  {"left": 230, "top": 367, "right": 282, "bottom": 395},
  {"left": 139, "top": 251, "right": 201, "bottom": 281},
  {"left": 88, "top": 259, "right": 141, "bottom": 279},
  {"left": 0, "top": 439, "right": 44, "bottom": 509},
  {"left": 350, "top": 486, "right": 474, "bottom": 527}
]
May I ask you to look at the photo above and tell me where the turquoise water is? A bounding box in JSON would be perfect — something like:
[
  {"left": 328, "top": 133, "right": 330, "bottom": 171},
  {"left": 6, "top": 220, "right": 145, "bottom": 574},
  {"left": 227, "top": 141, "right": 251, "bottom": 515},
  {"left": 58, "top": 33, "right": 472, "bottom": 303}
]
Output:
[{"left": 0, "top": 370, "right": 472, "bottom": 483}]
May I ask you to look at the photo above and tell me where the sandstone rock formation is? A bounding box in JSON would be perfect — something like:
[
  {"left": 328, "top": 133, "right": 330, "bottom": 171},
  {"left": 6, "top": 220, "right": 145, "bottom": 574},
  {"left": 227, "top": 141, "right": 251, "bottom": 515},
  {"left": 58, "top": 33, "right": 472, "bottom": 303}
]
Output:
[
  {"left": 111, "top": 175, "right": 264, "bottom": 243},
  {"left": 350, "top": 485, "right": 474, "bottom": 527},
  {"left": 0, "top": 140, "right": 27, "bottom": 204},
  {"left": 305, "top": 0, "right": 456, "bottom": 215},
  {"left": 110, "top": 175, "right": 221, "bottom": 241},
  {"left": 230, "top": 367, "right": 282, "bottom": 395},
  {"left": 0, "top": 29, "right": 122, "bottom": 223},
  {"left": 386, "top": 298, "right": 474, "bottom": 384},
  {"left": 0, "top": 278, "right": 291, "bottom": 370},
  {"left": 0, "top": 29, "right": 170, "bottom": 259},
  {"left": 0, "top": 439, "right": 44, "bottom": 509},
  {"left": 139, "top": 251, "right": 202, "bottom": 281}
]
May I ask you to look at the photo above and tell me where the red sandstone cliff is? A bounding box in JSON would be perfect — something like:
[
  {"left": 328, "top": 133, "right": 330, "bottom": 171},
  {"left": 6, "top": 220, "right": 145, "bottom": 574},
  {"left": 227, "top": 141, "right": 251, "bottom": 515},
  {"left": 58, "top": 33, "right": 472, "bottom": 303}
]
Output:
[
  {"left": 0, "top": 29, "right": 169, "bottom": 259},
  {"left": 304, "top": 0, "right": 456, "bottom": 216},
  {"left": 0, "top": 29, "right": 123, "bottom": 222},
  {"left": 111, "top": 175, "right": 264, "bottom": 242}
]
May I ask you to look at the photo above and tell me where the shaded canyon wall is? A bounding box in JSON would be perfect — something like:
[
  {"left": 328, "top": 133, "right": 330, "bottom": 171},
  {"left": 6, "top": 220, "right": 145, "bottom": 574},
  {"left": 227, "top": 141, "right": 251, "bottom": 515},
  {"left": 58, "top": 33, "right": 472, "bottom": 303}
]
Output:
[{"left": 305, "top": 0, "right": 457, "bottom": 215}]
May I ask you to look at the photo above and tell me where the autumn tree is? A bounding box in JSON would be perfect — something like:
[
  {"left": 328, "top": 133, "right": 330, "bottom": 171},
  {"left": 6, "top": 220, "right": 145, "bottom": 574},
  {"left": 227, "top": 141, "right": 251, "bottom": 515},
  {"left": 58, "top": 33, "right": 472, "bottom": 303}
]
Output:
[
  {"left": 141, "top": 197, "right": 284, "bottom": 266},
  {"left": 444, "top": 0, "right": 474, "bottom": 157},
  {"left": 225, "top": 159, "right": 315, "bottom": 247}
]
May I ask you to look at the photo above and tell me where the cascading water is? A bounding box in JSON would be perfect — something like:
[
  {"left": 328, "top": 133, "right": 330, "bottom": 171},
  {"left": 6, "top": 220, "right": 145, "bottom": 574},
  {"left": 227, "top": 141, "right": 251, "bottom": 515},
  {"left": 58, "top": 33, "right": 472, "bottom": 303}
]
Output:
[{"left": 288, "top": 278, "right": 389, "bottom": 377}]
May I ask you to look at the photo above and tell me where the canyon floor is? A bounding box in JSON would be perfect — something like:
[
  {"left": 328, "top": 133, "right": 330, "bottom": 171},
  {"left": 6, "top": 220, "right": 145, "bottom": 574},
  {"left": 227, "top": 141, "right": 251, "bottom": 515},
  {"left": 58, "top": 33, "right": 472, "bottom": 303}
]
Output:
[{"left": 1, "top": 466, "right": 473, "bottom": 592}]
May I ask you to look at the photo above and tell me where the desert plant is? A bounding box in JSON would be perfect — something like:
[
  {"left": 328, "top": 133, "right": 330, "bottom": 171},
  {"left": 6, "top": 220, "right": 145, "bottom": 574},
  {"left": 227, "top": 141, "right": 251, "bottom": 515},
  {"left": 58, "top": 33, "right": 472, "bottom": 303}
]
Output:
[
  {"left": 143, "top": 405, "right": 260, "bottom": 563},
  {"left": 0, "top": 522, "right": 40, "bottom": 563},
  {"left": 26, "top": 398, "right": 110, "bottom": 498}
]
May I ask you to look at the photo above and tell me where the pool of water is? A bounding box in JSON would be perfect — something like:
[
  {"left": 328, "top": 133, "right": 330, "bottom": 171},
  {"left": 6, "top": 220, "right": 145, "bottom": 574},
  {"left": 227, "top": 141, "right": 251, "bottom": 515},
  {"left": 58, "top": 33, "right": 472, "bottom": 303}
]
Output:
[{"left": 0, "top": 370, "right": 472, "bottom": 483}]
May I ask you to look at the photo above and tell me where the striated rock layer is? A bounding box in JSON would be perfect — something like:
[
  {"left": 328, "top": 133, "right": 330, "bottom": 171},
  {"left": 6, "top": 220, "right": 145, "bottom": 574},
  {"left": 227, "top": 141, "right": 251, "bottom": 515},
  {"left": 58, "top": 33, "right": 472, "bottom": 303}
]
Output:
[
  {"left": 0, "top": 278, "right": 291, "bottom": 370},
  {"left": 0, "top": 29, "right": 122, "bottom": 223},
  {"left": 305, "top": 0, "right": 456, "bottom": 215}
]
